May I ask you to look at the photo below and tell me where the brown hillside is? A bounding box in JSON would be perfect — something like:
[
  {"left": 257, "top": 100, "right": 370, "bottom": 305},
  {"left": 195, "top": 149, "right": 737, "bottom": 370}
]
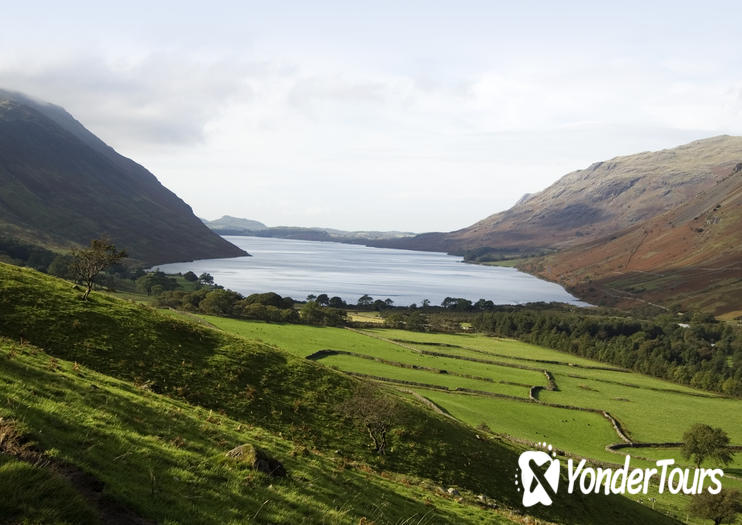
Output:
[
  {"left": 524, "top": 164, "right": 742, "bottom": 315},
  {"left": 385, "top": 136, "right": 742, "bottom": 257}
]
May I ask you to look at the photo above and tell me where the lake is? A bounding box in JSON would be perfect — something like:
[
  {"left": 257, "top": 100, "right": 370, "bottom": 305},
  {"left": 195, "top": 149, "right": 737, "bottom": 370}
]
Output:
[{"left": 154, "top": 236, "right": 586, "bottom": 307}]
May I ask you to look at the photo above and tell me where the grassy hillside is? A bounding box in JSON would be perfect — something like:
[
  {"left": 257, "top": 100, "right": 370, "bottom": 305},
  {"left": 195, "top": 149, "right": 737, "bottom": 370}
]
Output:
[
  {"left": 0, "top": 90, "right": 245, "bottom": 265},
  {"left": 0, "top": 261, "right": 681, "bottom": 524},
  {"left": 1, "top": 336, "right": 521, "bottom": 524},
  {"left": 202, "top": 317, "right": 742, "bottom": 524}
]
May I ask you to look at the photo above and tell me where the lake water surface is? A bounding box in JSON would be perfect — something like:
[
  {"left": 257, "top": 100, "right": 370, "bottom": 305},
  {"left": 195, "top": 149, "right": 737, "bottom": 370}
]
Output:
[{"left": 155, "top": 236, "right": 586, "bottom": 306}]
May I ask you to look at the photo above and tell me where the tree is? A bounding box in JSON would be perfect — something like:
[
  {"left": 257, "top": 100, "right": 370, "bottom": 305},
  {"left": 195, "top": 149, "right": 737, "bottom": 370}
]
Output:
[
  {"left": 357, "top": 294, "right": 373, "bottom": 307},
  {"left": 316, "top": 293, "right": 330, "bottom": 306},
  {"left": 47, "top": 254, "right": 75, "bottom": 279},
  {"left": 300, "top": 301, "right": 325, "bottom": 325},
  {"left": 199, "top": 272, "right": 215, "bottom": 285},
  {"left": 199, "top": 289, "right": 242, "bottom": 316},
  {"left": 183, "top": 270, "right": 198, "bottom": 282},
  {"left": 682, "top": 424, "right": 734, "bottom": 468},
  {"left": 136, "top": 270, "right": 178, "bottom": 296},
  {"left": 373, "top": 299, "right": 388, "bottom": 311},
  {"left": 441, "top": 297, "right": 472, "bottom": 311},
  {"left": 323, "top": 307, "right": 347, "bottom": 327},
  {"left": 71, "top": 239, "right": 127, "bottom": 300},
  {"left": 474, "top": 298, "right": 495, "bottom": 311},
  {"left": 339, "top": 382, "right": 400, "bottom": 455},
  {"left": 406, "top": 311, "right": 428, "bottom": 331},
  {"left": 689, "top": 489, "right": 741, "bottom": 525},
  {"left": 328, "top": 296, "right": 346, "bottom": 308},
  {"left": 243, "top": 292, "right": 284, "bottom": 308}
]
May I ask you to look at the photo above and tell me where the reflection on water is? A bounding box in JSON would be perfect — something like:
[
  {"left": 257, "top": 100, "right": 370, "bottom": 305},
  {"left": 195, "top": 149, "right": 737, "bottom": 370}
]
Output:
[{"left": 154, "top": 236, "right": 587, "bottom": 307}]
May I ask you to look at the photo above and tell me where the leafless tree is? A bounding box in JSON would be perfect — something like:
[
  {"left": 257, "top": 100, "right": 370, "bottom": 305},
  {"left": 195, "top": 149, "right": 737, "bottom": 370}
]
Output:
[{"left": 340, "top": 382, "right": 399, "bottom": 455}]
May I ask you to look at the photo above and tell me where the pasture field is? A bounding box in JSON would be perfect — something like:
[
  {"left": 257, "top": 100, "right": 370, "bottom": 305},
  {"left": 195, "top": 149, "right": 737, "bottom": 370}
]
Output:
[
  {"left": 0, "top": 337, "right": 514, "bottom": 525},
  {"left": 205, "top": 316, "right": 742, "bottom": 524},
  {"left": 2, "top": 263, "right": 675, "bottom": 525},
  {"left": 318, "top": 353, "right": 532, "bottom": 398}
]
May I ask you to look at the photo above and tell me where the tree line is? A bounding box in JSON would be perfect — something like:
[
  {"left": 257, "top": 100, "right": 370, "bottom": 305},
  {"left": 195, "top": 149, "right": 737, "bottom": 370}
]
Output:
[{"left": 470, "top": 307, "right": 742, "bottom": 396}]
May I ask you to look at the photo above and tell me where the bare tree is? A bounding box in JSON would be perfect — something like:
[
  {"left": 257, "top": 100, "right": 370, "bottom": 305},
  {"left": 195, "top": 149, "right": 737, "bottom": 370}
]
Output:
[
  {"left": 71, "top": 239, "right": 127, "bottom": 300},
  {"left": 340, "top": 382, "right": 399, "bottom": 455}
]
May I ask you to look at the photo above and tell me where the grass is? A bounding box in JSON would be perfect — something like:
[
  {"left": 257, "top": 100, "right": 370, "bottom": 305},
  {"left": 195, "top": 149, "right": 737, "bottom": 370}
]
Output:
[
  {"left": 0, "top": 261, "right": 678, "bottom": 524},
  {"left": 539, "top": 374, "right": 742, "bottom": 444},
  {"left": 626, "top": 447, "right": 742, "bottom": 477},
  {"left": 319, "top": 353, "right": 531, "bottom": 398},
  {"left": 348, "top": 310, "right": 385, "bottom": 324},
  {"left": 200, "top": 317, "right": 547, "bottom": 391},
  {"left": 0, "top": 337, "right": 513, "bottom": 524},
  {"left": 414, "top": 389, "right": 619, "bottom": 461},
  {"left": 477, "top": 258, "right": 529, "bottom": 268},
  {"left": 0, "top": 455, "right": 98, "bottom": 525},
  {"left": 203, "top": 316, "right": 742, "bottom": 524},
  {"left": 368, "top": 329, "right": 620, "bottom": 368}
]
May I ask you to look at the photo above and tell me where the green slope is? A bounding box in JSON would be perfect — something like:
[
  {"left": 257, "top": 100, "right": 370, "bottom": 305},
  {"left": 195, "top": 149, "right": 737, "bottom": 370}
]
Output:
[
  {"left": 0, "top": 262, "right": 679, "bottom": 524},
  {"left": 1, "top": 336, "right": 518, "bottom": 524}
]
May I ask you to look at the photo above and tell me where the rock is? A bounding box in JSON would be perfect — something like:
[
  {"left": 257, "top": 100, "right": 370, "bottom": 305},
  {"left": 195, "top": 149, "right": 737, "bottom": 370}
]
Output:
[
  {"left": 446, "top": 487, "right": 459, "bottom": 496},
  {"left": 226, "top": 444, "right": 287, "bottom": 477},
  {"left": 475, "top": 494, "right": 498, "bottom": 509}
]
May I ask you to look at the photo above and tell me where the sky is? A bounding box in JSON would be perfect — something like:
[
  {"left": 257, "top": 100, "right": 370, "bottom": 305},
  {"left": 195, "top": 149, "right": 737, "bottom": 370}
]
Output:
[{"left": 2, "top": 1, "right": 742, "bottom": 232}]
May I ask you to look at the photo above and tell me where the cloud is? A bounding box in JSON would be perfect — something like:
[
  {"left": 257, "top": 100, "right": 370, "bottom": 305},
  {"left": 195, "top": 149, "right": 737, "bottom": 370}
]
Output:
[
  {"left": 1, "top": 40, "right": 741, "bottom": 231},
  {"left": 0, "top": 51, "right": 262, "bottom": 150}
]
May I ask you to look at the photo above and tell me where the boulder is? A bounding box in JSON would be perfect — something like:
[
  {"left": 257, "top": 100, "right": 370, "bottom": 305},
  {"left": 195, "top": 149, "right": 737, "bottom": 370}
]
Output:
[{"left": 226, "top": 444, "right": 287, "bottom": 477}]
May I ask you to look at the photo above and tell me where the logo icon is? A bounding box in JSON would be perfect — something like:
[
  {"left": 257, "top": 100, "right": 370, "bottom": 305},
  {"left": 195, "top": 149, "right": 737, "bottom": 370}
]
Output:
[{"left": 517, "top": 442, "right": 560, "bottom": 507}]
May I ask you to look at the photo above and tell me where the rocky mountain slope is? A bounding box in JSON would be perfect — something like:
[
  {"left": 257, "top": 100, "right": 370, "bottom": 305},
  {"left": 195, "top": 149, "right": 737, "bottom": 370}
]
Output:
[
  {"left": 0, "top": 89, "right": 246, "bottom": 265},
  {"left": 524, "top": 162, "right": 742, "bottom": 315},
  {"left": 386, "top": 136, "right": 742, "bottom": 260}
]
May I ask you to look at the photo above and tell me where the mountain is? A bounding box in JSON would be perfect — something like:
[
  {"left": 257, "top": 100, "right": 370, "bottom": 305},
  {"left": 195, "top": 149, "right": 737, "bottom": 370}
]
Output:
[
  {"left": 522, "top": 162, "right": 742, "bottom": 315},
  {"left": 203, "top": 215, "right": 416, "bottom": 243},
  {"left": 202, "top": 215, "right": 268, "bottom": 232},
  {"left": 0, "top": 89, "right": 246, "bottom": 265},
  {"left": 385, "top": 136, "right": 742, "bottom": 260}
]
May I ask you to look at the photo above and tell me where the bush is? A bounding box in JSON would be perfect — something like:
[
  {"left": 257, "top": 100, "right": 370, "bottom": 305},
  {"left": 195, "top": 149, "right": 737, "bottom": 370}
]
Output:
[
  {"left": 199, "top": 290, "right": 243, "bottom": 316},
  {"left": 300, "top": 301, "right": 347, "bottom": 327}
]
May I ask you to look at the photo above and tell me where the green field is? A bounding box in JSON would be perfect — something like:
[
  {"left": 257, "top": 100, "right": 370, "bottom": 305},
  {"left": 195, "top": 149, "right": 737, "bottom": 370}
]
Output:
[
  {"left": 2, "top": 262, "right": 682, "bottom": 525},
  {"left": 204, "top": 316, "right": 742, "bottom": 524},
  {"left": 0, "top": 336, "right": 519, "bottom": 524}
]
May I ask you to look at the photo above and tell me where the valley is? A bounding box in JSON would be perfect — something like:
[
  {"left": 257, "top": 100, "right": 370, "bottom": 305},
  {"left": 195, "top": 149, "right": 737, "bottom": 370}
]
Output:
[
  {"left": 0, "top": 261, "right": 685, "bottom": 524},
  {"left": 180, "top": 314, "right": 742, "bottom": 524},
  {"left": 1, "top": 87, "right": 741, "bottom": 524}
]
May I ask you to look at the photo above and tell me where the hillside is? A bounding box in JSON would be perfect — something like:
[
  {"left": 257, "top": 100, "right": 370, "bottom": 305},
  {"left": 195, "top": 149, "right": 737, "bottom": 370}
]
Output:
[
  {"left": 0, "top": 89, "right": 246, "bottom": 265},
  {"left": 0, "top": 261, "right": 678, "bottom": 524},
  {"left": 203, "top": 215, "right": 416, "bottom": 243},
  {"left": 384, "top": 136, "right": 742, "bottom": 259},
  {"left": 202, "top": 215, "right": 269, "bottom": 232},
  {"left": 523, "top": 163, "right": 742, "bottom": 315}
]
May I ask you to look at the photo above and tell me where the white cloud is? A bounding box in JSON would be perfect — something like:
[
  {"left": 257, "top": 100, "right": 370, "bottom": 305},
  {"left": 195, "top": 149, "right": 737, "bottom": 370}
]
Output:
[{"left": 1, "top": 4, "right": 742, "bottom": 232}]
